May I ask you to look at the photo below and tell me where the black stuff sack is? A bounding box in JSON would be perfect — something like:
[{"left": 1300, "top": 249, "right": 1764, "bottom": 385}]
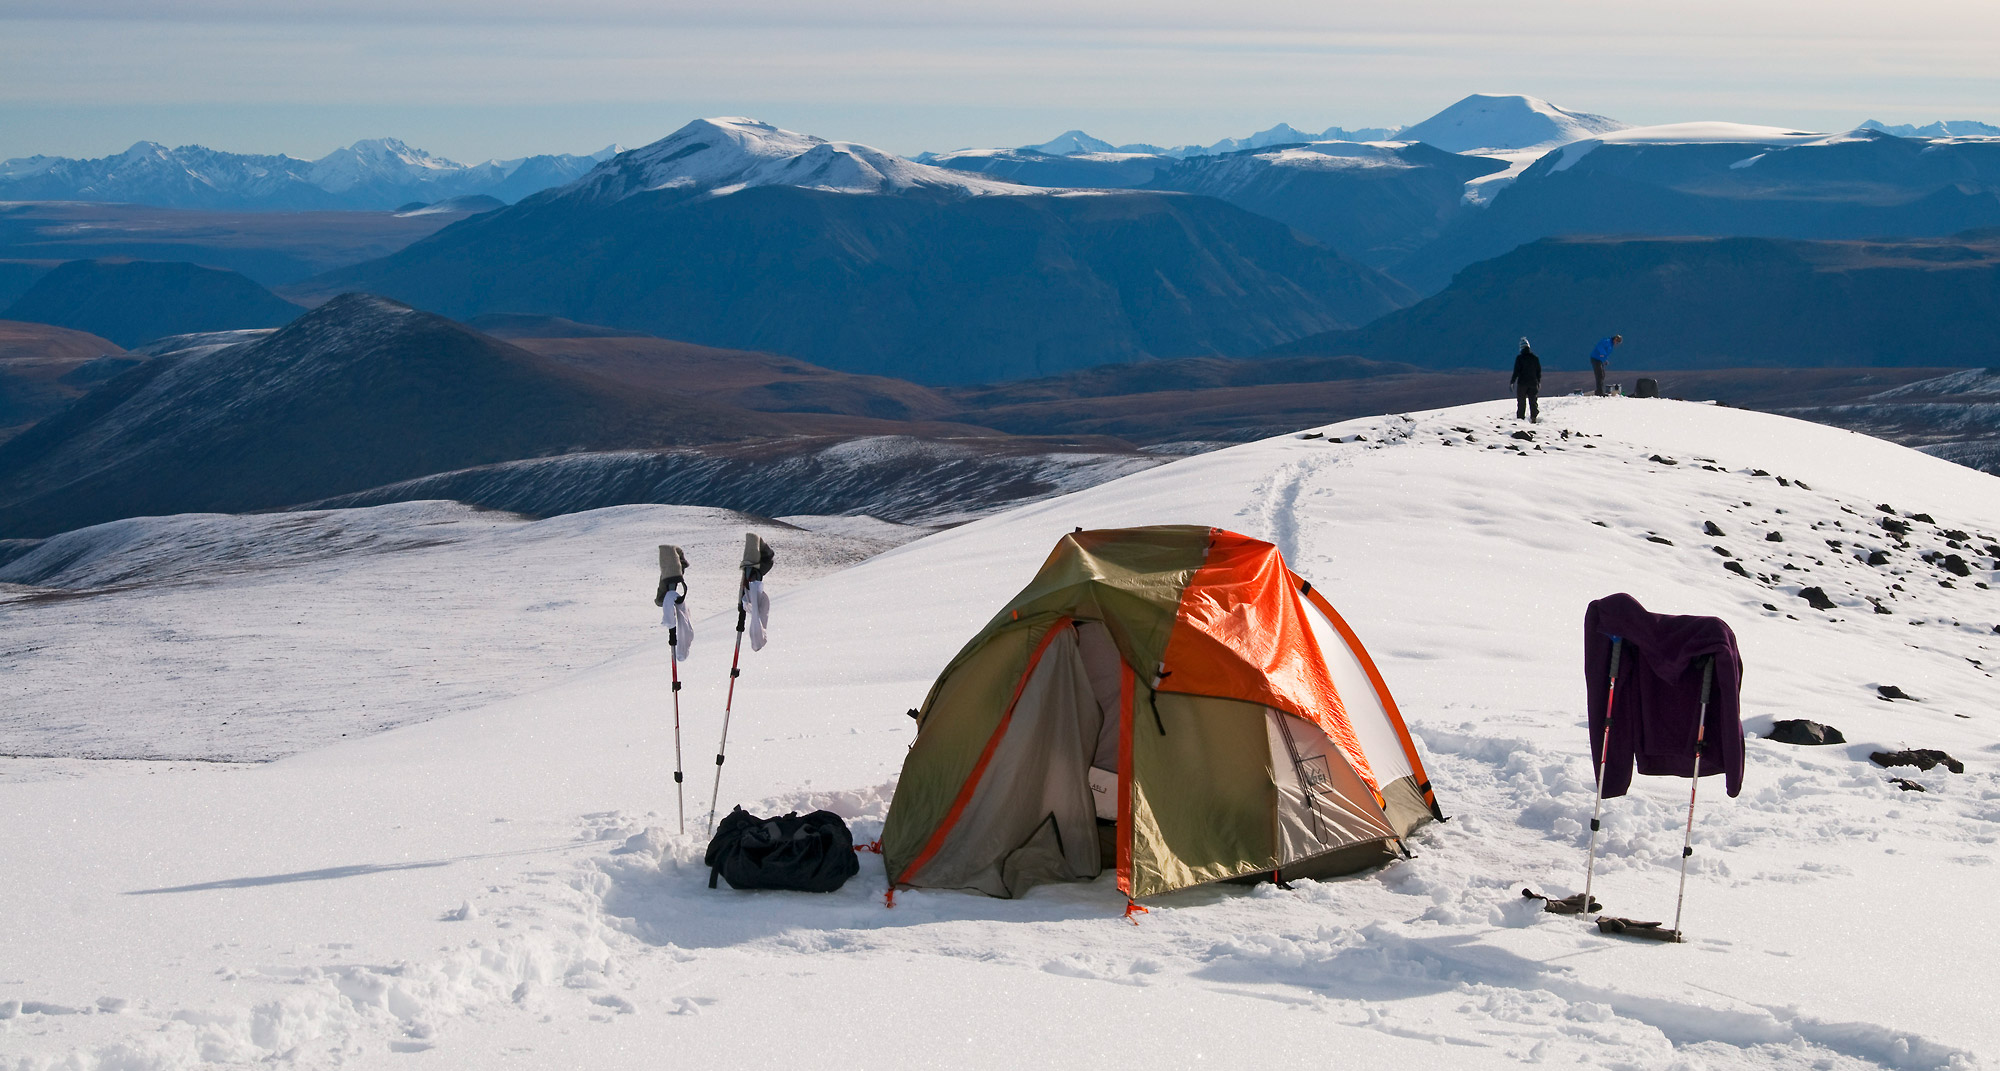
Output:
[{"left": 705, "top": 807, "right": 860, "bottom": 893}]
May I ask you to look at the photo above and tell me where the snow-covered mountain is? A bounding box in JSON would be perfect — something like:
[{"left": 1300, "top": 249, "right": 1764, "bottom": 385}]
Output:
[
  {"left": 0, "top": 139, "right": 620, "bottom": 211},
  {"left": 1393, "top": 124, "right": 2000, "bottom": 291},
  {"left": 306, "top": 136, "right": 465, "bottom": 193},
  {"left": 1026, "top": 130, "right": 1117, "bottom": 155},
  {"left": 1861, "top": 118, "right": 2000, "bottom": 138},
  {"left": 920, "top": 147, "right": 1172, "bottom": 189},
  {"left": 1145, "top": 141, "right": 1508, "bottom": 268},
  {"left": 4, "top": 397, "right": 1995, "bottom": 1066},
  {"left": 554, "top": 118, "right": 1032, "bottom": 205},
  {"left": 1397, "top": 93, "right": 1626, "bottom": 153},
  {"left": 937, "top": 120, "right": 1405, "bottom": 163}
]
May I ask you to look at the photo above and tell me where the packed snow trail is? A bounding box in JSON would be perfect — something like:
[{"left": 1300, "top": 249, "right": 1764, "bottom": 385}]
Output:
[{"left": 2, "top": 396, "right": 1994, "bottom": 1069}]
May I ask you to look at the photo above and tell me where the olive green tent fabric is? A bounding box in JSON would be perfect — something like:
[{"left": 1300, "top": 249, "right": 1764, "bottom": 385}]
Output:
[
  {"left": 882, "top": 620, "right": 1051, "bottom": 880},
  {"left": 946, "top": 526, "right": 1211, "bottom": 690},
  {"left": 890, "top": 626, "right": 1103, "bottom": 896},
  {"left": 1127, "top": 693, "right": 1276, "bottom": 896}
]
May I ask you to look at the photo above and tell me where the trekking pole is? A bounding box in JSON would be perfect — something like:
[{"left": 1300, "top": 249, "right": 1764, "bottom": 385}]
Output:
[
  {"left": 671, "top": 636, "right": 685, "bottom": 832},
  {"left": 656, "top": 546, "right": 691, "bottom": 833},
  {"left": 1669, "top": 655, "right": 1716, "bottom": 941},
  {"left": 1580, "top": 635, "right": 1623, "bottom": 916},
  {"left": 707, "top": 534, "right": 775, "bottom": 834}
]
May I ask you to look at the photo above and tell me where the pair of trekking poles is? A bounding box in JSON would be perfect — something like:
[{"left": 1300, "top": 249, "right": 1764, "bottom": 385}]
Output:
[
  {"left": 1543, "top": 636, "right": 1715, "bottom": 942},
  {"left": 654, "top": 533, "right": 776, "bottom": 836}
]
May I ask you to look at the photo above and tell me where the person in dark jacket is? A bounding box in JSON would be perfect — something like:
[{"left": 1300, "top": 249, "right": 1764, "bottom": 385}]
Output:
[{"left": 1510, "top": 337, "right": 1542, "bottom": 422}]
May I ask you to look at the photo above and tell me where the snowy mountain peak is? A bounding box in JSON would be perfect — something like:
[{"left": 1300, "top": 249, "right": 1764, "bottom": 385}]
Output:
[
  {"left": 561, "top": 117, "right": 1033, "bottom": 203},
  {"left": 1026, "top": 130, "right": 1117, "bottom": 155},
  {"left": 341, "top": 137, "right": 457, "bottom": 169},
  {"left": 1399, "top": 93, "right": 1626, "bottom": 153},
  {"left": 308, "top": 138, "right": 468, "bottom": 193}
]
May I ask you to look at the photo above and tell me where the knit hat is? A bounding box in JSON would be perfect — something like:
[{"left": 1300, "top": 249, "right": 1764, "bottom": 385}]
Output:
[{"left": 1520, "top": 337, "right": 1531, "bottom": 349}]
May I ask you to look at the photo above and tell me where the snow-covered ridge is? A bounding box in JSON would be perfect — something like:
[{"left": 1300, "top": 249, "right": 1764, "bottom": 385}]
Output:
[{"left": 559, "top": 118, "right": 1042, "bottom": 203}]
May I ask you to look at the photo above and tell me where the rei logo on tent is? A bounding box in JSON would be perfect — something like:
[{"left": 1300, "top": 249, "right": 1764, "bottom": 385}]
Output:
[{"left": 879, "top": 525, "right": 1443, "bottom": 904}]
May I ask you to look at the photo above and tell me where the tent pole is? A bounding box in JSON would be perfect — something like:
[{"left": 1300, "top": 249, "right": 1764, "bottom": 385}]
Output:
[
  {"left": 1581, "top": 636, "right": 1623, "bottom": 916},
  {"left": 706, "top": 576, "right": 750, "bottom": 835},
  {"left": 1670, "top": 655, "right": 1715, "bottom": 941}
]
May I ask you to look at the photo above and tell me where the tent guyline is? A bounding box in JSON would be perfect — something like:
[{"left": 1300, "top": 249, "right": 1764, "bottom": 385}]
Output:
[{"left": 879, "top": 525, "right": 1443, "bottom": 909}]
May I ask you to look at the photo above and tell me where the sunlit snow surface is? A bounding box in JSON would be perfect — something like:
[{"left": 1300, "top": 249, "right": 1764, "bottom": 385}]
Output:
[{"left": 3, "top": 397, "right": 1996, "bottom": 1069}]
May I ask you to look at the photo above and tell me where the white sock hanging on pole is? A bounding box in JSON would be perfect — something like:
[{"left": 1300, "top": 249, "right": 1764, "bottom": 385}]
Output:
[
  {"left": 655, "top": 545, "right": 692, "bottom": 833},
  {"left": 708, "top": 533, "right": 776, "bottom": 834},
  {"left": 743, "top": 579, "right": 770, "bottom": 651}
]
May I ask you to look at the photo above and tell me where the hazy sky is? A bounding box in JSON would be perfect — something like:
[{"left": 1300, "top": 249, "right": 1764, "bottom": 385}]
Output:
[{"left": 4, "top": 1, "right": 1998, "bottom": 161}]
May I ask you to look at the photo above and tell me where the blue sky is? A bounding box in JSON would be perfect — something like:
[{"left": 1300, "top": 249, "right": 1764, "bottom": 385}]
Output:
[{"left": 3, "top": 1, "right": 1998, "bottom": 161}]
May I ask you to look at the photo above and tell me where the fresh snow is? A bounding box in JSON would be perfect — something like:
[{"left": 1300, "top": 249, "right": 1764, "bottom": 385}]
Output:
[{"left": 3, "top": 397, "right": 1997, "bottom": 1068}]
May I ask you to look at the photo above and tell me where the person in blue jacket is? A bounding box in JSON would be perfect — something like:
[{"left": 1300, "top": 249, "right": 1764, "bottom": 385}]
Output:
[{"left": 1590, "top": 334, "right": 1622, "bottom": 396}]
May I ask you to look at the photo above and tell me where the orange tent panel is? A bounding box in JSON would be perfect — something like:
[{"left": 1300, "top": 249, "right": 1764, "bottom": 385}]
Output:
[{"left": 1159, "top": 530, "right": 1379, "bottom": 791}]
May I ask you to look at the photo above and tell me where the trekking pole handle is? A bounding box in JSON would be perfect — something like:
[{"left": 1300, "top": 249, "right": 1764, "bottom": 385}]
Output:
[{"left": 1607, "top": 635, "right": 1623, "bottom": 681}]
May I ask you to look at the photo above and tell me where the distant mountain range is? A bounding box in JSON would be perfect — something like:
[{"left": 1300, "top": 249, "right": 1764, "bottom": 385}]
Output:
[
  {"left": 0, "top": 139, "right": 621, "bottom": 212},
  {"left": 1266, "top": 233, "right": 2000, "bottom": 369},
  {"left": 307, "top": 117, "right": 1412, "bottom": 384},
  {"left": 1860, "top": 120, "right": 2000, "bottom": 138},
  {"left": 919, "top": 99, "right": 2000, "bottom": 290},
  {"left": 0, "top": 296, "right": 1164, "bottom": 538},
  {"left": 1389, "top": 125, "right": 2000, "bottom": 291}
]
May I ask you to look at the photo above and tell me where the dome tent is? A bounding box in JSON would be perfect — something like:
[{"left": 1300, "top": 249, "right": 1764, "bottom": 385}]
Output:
[{"left": 882, "top": 525, "right": 1441, "bottom": 902}]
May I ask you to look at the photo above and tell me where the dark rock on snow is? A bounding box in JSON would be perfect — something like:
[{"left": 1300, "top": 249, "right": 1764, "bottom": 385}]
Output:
[
  {"left": 1867, "top": 550, "right": 1893, "bottom": 566},
  {"left": 1877, "top": 684, "right": 1918, "bottom": 701},
  {"left": 1888, "top": 778, "right": 1927, "bottom": 792},
  {"left": 1767, "top": 719, "right": 1846, "bottom": 746},
  {"left": 1704, "top": 520, "right": 1725, "bottom": 536},
  {"left": 1798, "top": 586, "right": 1836, "bottom": 610},
  {"left": 1870, "top": 749, "right": 1964, "bottom": 774},
  {"left": 1725, "top": 561, "right": 1751, "bottom": 577},
  {"left": 1766, "top": 530, "right": 1784, "bottom": 542}
]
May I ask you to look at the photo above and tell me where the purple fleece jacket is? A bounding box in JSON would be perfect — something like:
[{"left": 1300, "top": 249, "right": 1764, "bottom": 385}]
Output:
[{"left": 1584, "top": 593, "right": 1745, "bottom": 799}]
